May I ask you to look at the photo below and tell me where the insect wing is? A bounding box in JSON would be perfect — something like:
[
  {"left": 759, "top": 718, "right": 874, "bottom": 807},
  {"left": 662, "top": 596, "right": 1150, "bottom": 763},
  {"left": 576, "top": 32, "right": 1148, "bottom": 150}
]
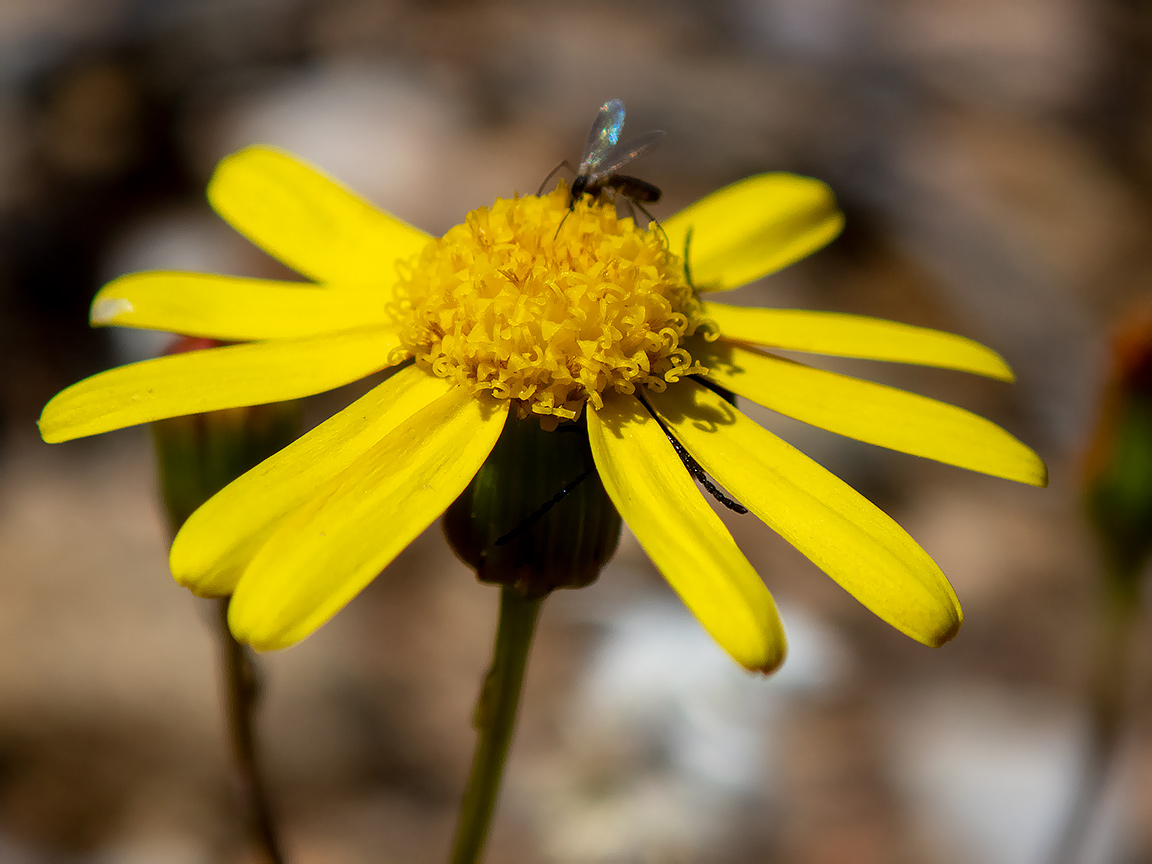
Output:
[
  {"left": 579, "top": 99, "right": 626, "bottom": 173},
  {"left": 582, "top": 129, "right": 665, "bottom": 183}
]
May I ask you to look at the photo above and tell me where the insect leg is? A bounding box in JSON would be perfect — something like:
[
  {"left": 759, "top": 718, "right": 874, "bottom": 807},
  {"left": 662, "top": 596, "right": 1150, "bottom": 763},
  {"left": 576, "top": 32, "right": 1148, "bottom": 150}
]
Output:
[
  {"left": 630, "top": 198, "right": 668, "bottom": 246},
  {"left": 620, "top": 194, "right": 638, "bottom": 224},
  {"left": 553, "top": 208, "right": 573, "bottom": 240},
  {"left": 636, "top": 393, "right": 748, "bottom": 514},
  {"left": 490, "top": 463, "right": 597, "bottom": 550}
]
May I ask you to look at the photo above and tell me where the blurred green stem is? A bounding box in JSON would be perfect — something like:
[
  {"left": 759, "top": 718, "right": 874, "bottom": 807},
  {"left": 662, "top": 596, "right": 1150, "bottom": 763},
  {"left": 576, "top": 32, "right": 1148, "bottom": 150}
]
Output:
[
  {"left": 216, "top": 599, "right": 286, "bottom": 864},
  {"left": 449, "top": 587, "right": 543, "bottom": 864},
  {"left": 151, "top": 394, "right": 298, "bottom": 864}
]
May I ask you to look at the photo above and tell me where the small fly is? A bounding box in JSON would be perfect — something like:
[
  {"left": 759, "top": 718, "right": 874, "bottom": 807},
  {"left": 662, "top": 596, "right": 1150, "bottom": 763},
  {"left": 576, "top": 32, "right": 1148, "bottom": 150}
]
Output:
[
  {"left": 530, "top": 103, "right": 743, "bottom": 520},
  {"left": 539, "top": 99, "right": 665, "bottom": 223}
]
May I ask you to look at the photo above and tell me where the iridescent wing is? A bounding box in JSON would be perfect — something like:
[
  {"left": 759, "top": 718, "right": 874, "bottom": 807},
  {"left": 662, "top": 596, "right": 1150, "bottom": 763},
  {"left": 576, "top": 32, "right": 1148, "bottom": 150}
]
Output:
[
  {"left": 583, "top": 130, "right": 665, "bottom": 183},
  {"left": 579, "top": 99, "right": 626, "bottom": 173}
]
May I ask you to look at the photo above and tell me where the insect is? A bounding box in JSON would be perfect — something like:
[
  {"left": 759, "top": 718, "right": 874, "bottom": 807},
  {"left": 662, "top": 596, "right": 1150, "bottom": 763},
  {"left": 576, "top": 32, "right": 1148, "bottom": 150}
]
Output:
[
  {"left": 539, "top": 98, "right": 665, "bottom": 222},
  {"left": 487, "top": 102, "right": 744, "bottom": 549}
]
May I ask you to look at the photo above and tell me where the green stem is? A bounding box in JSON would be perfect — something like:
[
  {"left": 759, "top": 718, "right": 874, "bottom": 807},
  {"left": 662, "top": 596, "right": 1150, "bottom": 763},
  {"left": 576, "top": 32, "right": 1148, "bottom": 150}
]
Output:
[
  {"left": 217, "top": 599, "right": 286, "bottom": 864},
  {"left": 449, "top": 587, "right": 544, "bottom": 864}
]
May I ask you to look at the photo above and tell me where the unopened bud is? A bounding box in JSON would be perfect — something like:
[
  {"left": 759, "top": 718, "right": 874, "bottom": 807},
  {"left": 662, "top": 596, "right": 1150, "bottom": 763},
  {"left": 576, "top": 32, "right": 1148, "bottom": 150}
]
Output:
[{"left": 443, "top": 415, "right": 622, "bottom": 597}]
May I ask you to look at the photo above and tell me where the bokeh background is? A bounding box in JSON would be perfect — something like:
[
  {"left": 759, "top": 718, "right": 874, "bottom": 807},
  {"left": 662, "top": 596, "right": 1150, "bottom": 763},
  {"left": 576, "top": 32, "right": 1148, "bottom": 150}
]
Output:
[{"left": 2, "top": 0, "right": 1151, "bottom": 862}]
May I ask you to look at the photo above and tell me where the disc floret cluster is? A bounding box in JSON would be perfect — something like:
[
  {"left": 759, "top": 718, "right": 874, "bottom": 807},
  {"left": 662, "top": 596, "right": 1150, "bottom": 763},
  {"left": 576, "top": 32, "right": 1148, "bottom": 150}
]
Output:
[{"left": 391, "top": 188, "right": 712, "bottom": 426}]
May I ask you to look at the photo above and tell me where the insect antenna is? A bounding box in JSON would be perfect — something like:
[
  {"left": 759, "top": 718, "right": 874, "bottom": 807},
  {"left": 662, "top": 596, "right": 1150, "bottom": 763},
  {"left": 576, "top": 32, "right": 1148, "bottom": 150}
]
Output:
[
  {"left": 537, "top": 159, "right": 573, "bottom": 196},
  {"left": 682, "top": 226, "right": 695, "bottom": 289}
]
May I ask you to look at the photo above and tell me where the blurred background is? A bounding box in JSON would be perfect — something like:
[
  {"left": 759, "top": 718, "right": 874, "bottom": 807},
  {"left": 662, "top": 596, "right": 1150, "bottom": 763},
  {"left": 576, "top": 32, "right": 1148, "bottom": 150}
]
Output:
[{"left": 1, "top": 0, "right": 1150, "bottom": 861}]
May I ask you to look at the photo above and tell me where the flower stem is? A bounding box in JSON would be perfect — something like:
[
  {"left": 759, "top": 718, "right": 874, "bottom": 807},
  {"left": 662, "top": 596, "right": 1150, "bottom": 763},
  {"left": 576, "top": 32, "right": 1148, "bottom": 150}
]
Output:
[
  {"left": 216, "top": 599, "right": 286, "bottom": 864},
  {"left": 449, "top": 587, "right": 544, "bottom": 864}
]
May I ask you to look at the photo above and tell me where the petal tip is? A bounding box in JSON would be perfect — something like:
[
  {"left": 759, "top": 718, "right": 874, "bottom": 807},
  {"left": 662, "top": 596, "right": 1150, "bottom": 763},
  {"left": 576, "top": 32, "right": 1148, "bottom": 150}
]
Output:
[
  {"left": 1001, "top": 446, "right": 1048, "bottom": 487},
  {"left": 1033, "top": 457, "right": 1050, "bottom": 488},
  {"left": 37, "top": 420, "right": 63, "bottom": 444},
  {"left": 168, "top": 561, "right": 228, "bottom": 599},
  {"left": 989, "top": 357, "right": 1017, "bottom": 383},
  {"left": 37, "top": 398, "right": 72, "bottom": 444},
  {"left": 825, "top": 206, "right": 846, "bottom": 241},
  {"left": 924, "top": 605, "right": 963, "bottom": 648},
  {"left": 169, "top": 521, "right": 245, "bottom": 598},
  {"left": 212, "top": 143, "right": 287, "bottom": 171},
  {"left": 206, "top": 144, "right": 293, "bottom": 206},
  {"left": 90, "top": 295, "right": 134, "bottom": 325},
  {"left": 749, "top": 639, "right": 788, "bottom": 676},
  {"left": 994, "top": 444, "right": 1048, "bottom": 487},
  {"left": 227, "top": 601, "right": 299, "bottom": 653}
]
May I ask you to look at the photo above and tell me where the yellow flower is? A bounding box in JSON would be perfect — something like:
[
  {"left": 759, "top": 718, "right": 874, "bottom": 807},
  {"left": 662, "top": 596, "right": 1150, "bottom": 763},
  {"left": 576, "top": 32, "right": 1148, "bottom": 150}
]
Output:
[{"left": 39, "top": 146, "right": 1047, "bottom": 673}]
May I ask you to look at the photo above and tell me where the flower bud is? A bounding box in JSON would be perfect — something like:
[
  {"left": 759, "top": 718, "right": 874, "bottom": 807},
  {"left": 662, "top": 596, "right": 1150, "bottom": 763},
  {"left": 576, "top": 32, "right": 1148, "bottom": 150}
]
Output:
[{"left": 443, "top": 415, "right": 622, "bottom": 596}]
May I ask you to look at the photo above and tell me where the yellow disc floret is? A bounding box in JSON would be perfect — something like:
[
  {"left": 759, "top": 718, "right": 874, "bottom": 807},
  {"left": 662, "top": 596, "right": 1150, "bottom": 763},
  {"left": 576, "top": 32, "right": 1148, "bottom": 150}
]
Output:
[{"left": 391, "top": 186, "right": 715, "bottom": 426}]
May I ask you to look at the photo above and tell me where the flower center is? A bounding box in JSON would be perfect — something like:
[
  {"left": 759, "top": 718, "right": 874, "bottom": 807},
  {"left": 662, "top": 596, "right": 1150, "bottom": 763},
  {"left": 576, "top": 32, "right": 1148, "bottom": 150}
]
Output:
[{"left": 391, "top": 187, "right": 714, "bottom": 426}]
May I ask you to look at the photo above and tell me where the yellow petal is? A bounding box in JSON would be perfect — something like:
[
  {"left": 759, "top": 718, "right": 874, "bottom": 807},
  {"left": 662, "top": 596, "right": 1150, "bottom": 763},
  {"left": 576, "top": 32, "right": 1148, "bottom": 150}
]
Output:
[
  {"left": 647, "top": 378, "right": 961, "bottom": 648},
  {"left": 662, "top": 174, "right": 844, "bottom": 292},
  {"left": 227, "top": 387, "right": 508, "bottom": 650},
  {"left": 700, "top": 341, "right": 1047, "bottom": 486},
  {"left": 706, "top": 303, "right": 1015, "bottom": 381},
  {"left": 170, "top": 365, "right": 453, "bottom": 596},
  {"left": 207, "top": 145, "right": 430, "bottom": 284},
  {"left": 91, "top": 272, "right": 394, "bottom": 340},
  {"left": 588, "top": 391, "right": 787, "bottom": 673},
  {"left": 39, "top": 327, "right": 400, "bottom": 442}
]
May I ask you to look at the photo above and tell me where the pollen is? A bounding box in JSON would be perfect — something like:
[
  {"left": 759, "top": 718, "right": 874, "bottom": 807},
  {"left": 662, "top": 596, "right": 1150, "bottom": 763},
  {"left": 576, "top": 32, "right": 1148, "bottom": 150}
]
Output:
[{"left": 390, "top": 186, "right": 715, "bottom": 426}]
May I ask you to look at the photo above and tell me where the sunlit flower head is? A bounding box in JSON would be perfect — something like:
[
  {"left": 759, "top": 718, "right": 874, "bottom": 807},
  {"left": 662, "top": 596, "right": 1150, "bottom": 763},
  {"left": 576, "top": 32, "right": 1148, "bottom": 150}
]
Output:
[{"left": 40, "top": 146, "right": 1047, "bottom": 673}]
